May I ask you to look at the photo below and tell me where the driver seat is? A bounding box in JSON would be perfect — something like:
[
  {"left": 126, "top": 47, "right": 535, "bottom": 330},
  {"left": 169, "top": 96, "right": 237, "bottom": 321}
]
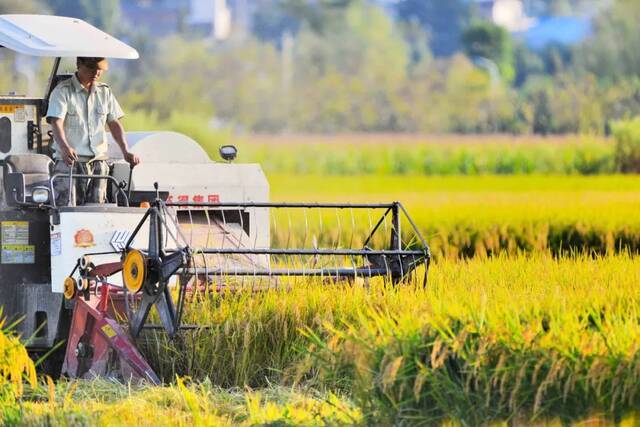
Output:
[{"left": 3, "top": 154, "right": 53, "bottom": 205}]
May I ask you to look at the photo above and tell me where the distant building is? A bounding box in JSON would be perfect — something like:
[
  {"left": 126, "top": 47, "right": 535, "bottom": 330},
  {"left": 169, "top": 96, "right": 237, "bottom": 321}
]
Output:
[
  {"left": 120, "top": 0, "right": 251, "bottom": 39},
  {"left": 475, "top": 0, "right": 536, "bottom": 32},
  {"left": 474, "top": 0, "right": 592, "bottom": 49},
  {"left": 187, "top": 0, "right": 231, "bottom": 39}
]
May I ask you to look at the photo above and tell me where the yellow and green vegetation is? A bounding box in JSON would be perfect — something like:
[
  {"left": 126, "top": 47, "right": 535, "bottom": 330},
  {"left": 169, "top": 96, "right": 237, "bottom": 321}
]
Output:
[
  {"left": 18, "top": 380, "right": 360, "bottom": 426},
  {"left": 3, "top": 130, "right": 639, "bottom": 423},
  {"left": 7, "top": 255, "right": 640, "bottom": 425},
  {"left": 126, "top": 169, "right": 640, "bottom": 423},
  {"left": 233, "top": 134, "right": 615, "bottom": 175},
  {"left": 137, "top": 255, "right": 640, "bottom": 424},
  {"left": 123, "top": 116, "right": 620, "bottom": 176},
  {"left": 3, "top": 0, "right": 640, "bottom": 423},
  {"left": 122, "top": 117, "right": 640, "bottom": 177},
  {"left": 264, "top": 174, "right": 640, "bottom": 258},
  {"left": 0, "top": 317, "right": 38, "bottom": 424},
  {"left": 5, "top": 130, "right": 640, "bottom": 424}
]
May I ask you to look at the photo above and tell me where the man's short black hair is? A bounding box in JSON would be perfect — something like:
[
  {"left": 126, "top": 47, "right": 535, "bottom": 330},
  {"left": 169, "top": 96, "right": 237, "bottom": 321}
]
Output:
[{"left": 76, "top": 57, "right": 109, "bottom": 70}]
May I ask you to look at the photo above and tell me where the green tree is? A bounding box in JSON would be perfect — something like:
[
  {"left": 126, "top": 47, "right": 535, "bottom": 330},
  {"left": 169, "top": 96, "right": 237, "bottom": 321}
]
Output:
[
  {"left": 523, "top": 73, "right": 604, "bottom": 134},
  {"left": 462, "top": 21, "right": 515, "bottom": 83},
  {"left": 572, "top": 0, "right": 640, "bottom": 83},
  {"left": 290, "top": 1, "right": 409, "bottom": 131},
  {"left": 119, "top": 35, "right": 286, "bottom": 132},
  {"left": 0, "top": 0, "right": 49, "bottom": 13},
  {"left": 278, "top": 0, "right": 354, "bottom": 35},
  {"left": 120, "top": 36, "right": 217, "bottom": 120},
  {"left": 513, "top": 41, "right": 545, "bottom": 87},
  {"left": 395, "top": 0, "right": 470, "bottom": 57},
  {"left": 48, "top": 0, "right": 120, "bottom": 33}
]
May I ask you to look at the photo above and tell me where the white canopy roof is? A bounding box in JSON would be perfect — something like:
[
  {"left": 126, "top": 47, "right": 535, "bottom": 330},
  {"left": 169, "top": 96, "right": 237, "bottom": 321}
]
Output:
[{"left": 0, "top": 14, "right": 138, "bottom": 59}]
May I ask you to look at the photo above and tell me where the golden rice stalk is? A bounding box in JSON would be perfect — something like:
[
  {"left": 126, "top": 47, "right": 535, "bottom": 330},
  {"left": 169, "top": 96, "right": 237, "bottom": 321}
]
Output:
[
  {"left": 0, "top": 316, "right": 37, "bottom": 398},
  {"left": 381, "top": 356, "right": 403, "bottom": 393}
]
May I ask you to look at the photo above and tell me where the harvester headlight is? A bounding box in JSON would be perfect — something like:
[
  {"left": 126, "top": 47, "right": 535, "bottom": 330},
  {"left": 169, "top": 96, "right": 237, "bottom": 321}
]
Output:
[
  {"left": 123, "top": 249, "right": 146, "bottom": 293},
  {"left": 219, "top": 145, "right": 238, "bottom": 162},
  {"left": 32, "top": 187, "right": 50, "bottom": 203}
]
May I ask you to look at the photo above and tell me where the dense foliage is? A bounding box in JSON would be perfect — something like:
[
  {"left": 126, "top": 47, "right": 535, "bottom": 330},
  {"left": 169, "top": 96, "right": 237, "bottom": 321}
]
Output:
[
  {"left": 4, "top": 0, "right": 639, "bottom": 135},
  {"left": 612, "top": 118, "right": 640, "bottom": 173},
  {"left": 109, "top": 0, "right": 640, "bottom": 134},
  {"left": 231, "top": 134, "right": 614, "bottom": 175}
]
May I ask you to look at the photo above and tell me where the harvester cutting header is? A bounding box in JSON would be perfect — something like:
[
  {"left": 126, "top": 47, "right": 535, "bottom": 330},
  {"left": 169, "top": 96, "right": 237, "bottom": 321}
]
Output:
[{"left": 0, "top": 15, "right": 430, "bottom": 383}]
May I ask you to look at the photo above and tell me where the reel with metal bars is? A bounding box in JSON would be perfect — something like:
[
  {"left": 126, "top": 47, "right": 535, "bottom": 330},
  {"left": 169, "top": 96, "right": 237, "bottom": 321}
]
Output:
[
  {"left": 67, "top": 197, "right": 431, "bottom": 342},
  {"left": 119, "top": 203, "right": 190, "bottom": 339}
]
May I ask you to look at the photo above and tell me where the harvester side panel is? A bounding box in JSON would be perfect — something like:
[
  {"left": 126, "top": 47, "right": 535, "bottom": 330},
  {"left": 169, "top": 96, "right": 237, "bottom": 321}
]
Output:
[
  {"left": 0, "top": 209, "right": 62, "bottom": 348},
  {"left": 0, "top": 98, "right": 42, "bottom": 161},
  {"left": 50, "top": 207, "right": 151, "bottom": 293}
]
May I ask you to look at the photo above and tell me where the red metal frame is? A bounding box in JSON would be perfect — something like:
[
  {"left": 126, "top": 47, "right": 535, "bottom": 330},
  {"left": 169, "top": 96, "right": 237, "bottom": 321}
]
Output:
[{"left": 61, "top": 282, "right": 160, "bottom": 385}]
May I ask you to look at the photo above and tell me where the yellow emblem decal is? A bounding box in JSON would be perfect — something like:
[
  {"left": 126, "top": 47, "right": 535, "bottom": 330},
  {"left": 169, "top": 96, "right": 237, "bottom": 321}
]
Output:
[{"left": 74, "top": 229, "right": 95, "bottom": 248}]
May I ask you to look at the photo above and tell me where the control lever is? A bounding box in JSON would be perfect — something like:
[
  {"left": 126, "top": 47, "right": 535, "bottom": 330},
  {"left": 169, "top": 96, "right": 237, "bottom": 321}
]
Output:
[
  {"left": 127, "top": 164, "right": 135, "bottom": 201},
  {"left": 67, "top": 160, "right": 75, "bottom": 207}
]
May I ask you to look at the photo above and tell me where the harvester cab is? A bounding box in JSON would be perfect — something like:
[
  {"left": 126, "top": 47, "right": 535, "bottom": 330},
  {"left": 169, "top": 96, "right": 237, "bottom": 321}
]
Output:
[{"left": 0, "top": 15, "right": 430, "bottom": 383}]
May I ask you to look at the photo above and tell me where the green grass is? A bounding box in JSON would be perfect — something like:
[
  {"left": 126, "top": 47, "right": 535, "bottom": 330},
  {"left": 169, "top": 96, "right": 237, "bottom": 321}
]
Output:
[
  {"left": 232, "top": 134, "right": 614, "bottom": 176},
  {"left": 121, "top": 119, "right": 616, "bottom": 176}
]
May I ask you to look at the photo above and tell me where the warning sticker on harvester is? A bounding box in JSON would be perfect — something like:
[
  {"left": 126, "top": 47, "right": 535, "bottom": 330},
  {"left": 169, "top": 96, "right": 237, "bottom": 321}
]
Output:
[
  {"left": 1, "top": 245, "right": 35, "bottom": 264},
  {"left": 0, "top": 105, "right": 18, "bottom": 114},
  {"left": 1, "top": 221, "right": 29, "bottom": 245},
  {"left": 14, "top": 107, "right": 25, "bottom": 122},
  {"left": 50, "top": 232, "right": 62, "bottom": 257},
  {"left": 101, "top": 324, "right": 117, "bottom": 338}
]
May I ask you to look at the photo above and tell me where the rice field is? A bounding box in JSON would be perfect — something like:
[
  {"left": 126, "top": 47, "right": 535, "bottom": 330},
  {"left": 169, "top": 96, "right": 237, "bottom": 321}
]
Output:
[
  {"left": 268, "top": 174, "right": 640, "bottom": 258},
  {"left": 132, "top": 255, "right": 640, "bottom": 423},
  {"left": 229, "top": 134, "right": 614, "bottom": 176},
  {"left": 7, "top": 254, "right": 640, "bottom": 425},
  {"left": 5, "top": 136, "right": 640, "bottom": 425}
]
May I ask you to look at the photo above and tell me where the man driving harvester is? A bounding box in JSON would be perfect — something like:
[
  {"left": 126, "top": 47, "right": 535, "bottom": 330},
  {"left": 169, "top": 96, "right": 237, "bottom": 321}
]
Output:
[{"left": 47, "top": 56, "right": 140, "bottom": 206}]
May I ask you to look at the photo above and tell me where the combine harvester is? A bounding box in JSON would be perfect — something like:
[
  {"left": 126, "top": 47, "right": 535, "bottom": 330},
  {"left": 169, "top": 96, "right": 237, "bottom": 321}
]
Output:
[{"left": 0, "top": 15, "right": 430, "bottom": 384}]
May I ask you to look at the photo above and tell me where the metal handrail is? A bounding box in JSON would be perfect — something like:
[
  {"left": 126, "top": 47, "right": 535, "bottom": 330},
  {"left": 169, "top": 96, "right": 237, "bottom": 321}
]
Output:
[{"left": 50, "top": 173, "right": 129, "bottom": 208}]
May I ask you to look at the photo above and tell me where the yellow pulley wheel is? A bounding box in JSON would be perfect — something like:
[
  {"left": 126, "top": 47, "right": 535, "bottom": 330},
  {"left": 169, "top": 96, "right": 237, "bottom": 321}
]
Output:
[
  {"left": 63, "top": 277, "right": 76, "bottom": 300},
  {"left": 123, "top": 249, "right": 146, "bottom": 293}
]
